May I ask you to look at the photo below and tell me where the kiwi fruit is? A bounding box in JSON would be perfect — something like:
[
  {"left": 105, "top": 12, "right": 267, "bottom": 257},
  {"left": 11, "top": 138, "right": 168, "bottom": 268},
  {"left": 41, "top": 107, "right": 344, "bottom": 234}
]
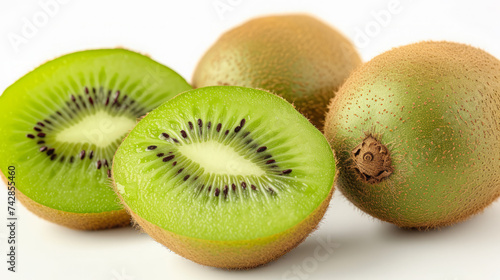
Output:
[
  {"left": 0, "top": 49, "right": 192, "bottom": 230},
  {"left": 192, "top": 14, "right": 362, "bottom": 129},
  {"left": 112, "top": 86, "right": 335, "bottom": 268},
  {"left": 324, "top": 41, "right": 500, "bottom": 229}
]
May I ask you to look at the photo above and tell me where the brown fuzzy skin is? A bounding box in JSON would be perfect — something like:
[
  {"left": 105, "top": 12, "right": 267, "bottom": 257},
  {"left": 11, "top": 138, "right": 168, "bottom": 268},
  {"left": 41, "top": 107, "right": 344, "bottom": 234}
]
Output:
[
  {"left": 324, "top": 41, "right": 500, "bottom": 229},
  {"left": 192, "top": 14, "right": 362, "bottom": 129},
  {"left": 1, "top": 171, "right": 130, "bottom": 230},
  {"left": 115, "top": 181, "right": 334, "bottom": 269}
]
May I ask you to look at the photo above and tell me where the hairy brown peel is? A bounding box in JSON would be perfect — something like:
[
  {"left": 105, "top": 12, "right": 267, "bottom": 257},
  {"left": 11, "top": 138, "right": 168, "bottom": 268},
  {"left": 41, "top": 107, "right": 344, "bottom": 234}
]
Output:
[{"left": 324, "top": 41, "right": 500, "bottom": 229}]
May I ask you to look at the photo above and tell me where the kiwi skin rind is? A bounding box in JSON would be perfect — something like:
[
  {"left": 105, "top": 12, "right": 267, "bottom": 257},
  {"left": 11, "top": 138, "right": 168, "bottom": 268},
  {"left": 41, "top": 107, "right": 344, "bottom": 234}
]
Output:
[
  {"left": 324, "top": 41, "right": 500, "bottom": 230},
  {"left": 111, "top": 86, "right": 336, "bottom": 269},
  {"left": 192, "top": 14, "right": 362, "bottom": 129}
]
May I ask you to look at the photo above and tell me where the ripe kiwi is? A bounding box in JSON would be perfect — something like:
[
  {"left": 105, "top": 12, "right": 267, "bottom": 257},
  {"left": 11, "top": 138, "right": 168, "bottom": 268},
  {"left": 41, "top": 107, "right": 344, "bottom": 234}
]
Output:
[
  {"left": 192, "top": 14, "right": 362, "bottom": 129},
  {"left": 324, "top": 41, "right": 500, "bottom": 229},
  {"left": 112, "top": 86, "right": 335, "bottom": 268},
  {"left": 0, "top": 49, "right": 192, "bottom": 230}
]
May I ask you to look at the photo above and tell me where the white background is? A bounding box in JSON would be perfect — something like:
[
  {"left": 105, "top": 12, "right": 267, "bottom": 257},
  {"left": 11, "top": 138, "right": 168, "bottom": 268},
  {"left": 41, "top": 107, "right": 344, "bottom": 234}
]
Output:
[{"left": 1, "top": 0, "right": 500, "bottom": 279}]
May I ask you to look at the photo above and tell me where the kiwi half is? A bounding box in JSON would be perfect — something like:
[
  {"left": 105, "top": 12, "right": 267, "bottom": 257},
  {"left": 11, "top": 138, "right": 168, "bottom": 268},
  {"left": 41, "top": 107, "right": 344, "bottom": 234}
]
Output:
[
  {"left": 112, "top": 86, "right": 335, "bottom": 268},
  {"left": 324, "top": 41, "right": 500, "bottom": 229},
  {"left": 192, "top": 14, "right": 362, "bottom": 129},
  {"left": 0, "top": 49, "right": 192, "bottom": 230}
]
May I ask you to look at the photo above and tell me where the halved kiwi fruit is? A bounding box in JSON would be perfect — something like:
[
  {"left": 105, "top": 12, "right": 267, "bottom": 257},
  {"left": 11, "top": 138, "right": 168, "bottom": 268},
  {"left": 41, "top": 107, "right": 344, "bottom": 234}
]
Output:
[
  {"left": 112, "top": 86, "right": 335, "bottom": 268},
  {"left": 0, "top": 49, "right": 192, "bottom": 230}
]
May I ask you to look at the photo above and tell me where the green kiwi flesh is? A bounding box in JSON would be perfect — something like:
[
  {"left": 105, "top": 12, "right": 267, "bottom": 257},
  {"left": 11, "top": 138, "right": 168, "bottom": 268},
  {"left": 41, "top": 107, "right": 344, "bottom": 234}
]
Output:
[
  {"left": 324, "top": 41, "right": 500, "bottom": 229},
  {"left": 112, "top": 86, "right": 335, "bottom": 268},
  {"left": 192, "top": 14, "right": 362, "bottom": 129},
  {"left": 0, "top": 49, "right": 192, "bottom": 230}
]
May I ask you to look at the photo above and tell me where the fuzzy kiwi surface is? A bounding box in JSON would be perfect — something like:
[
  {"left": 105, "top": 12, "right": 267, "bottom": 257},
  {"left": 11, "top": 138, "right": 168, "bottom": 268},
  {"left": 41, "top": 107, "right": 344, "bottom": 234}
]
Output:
[
  {"left": 192, "top": 14, "right": 362, "bottom": 129},
  {"left": 0, "top": 49, "right": 192, "bottom": 230},
  {"left": 324, "top": 41, "right": 500, "bottom": 229},
  {"left": 112, "top": 86, "right": 335, "bottom": 268}
]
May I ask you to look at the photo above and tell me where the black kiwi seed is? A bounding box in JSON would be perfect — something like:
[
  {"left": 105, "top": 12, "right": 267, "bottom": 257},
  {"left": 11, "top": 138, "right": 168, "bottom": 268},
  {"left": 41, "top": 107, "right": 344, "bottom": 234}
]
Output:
[
  {"left": 172, "top": 138, "right": 179, "bottom": 143},
  {"left": 282, "top": 169, "right": 292, "bottom": 174},
  {"left": 163, "top": 155, "right": 175, "bottom": 162},
  {"left": 172, "top": 161, "right": 177, "bottom": 166},
  {"left": 34, "top": 127, "right": 42, "bottom": 132},
  {"left": 162, "top": 132, "right": 170, "bottom": 139},
  {"left": 37, "top": 140, "right": 45, "bottom": 144},
  {"left": 207, "top": 121, "right": 211, "bottom": 129},
  {"left": 184, "top": 175, "right": 190, "bottom": 181},
  {"left": 107, "top": 170, "right": 111, "bottom": 178},
  {"left": 50, "top": 154, "right": 57, "bottom": 161},
  {"left": 59, "top": 156, "right": 65, "bottom": 162},
  {"left": 147, "top": 145, "right": 157, "bottom": 150},
  {"left": 251, "top": 185, "right": 257, "bottom": 191},
  {"left": 257, "top": 146, "right": 267, "bottom": 153},
  {"left": 157, "top": 153, "right": 165, "bottom": 157},
  {"left": 47, "top": 148, "right": 55, "bottom": 156},
  {"left": 234, "top": 126, "right": 241, "bottom": 133},
  {"left": 97, "top": 160, "right": 102, "bottom": 169},
  {"left": 215, "top": 188, "right": 220, "bottom": 197},
  {"left": 70, "top": 156, "right": 74, "bottom": 163},
  {"left": 241, "top": 182, "right": 247, "bottom": 189},
  {"left": 37, "top": 122, "right": 45, "bottom": 127},
  {"left": 80, "top": 150, "right": 86, "bottom": 160},
  {"left": 39, "top": 146, "right": 48, "bottom": 152},
  {"left": 225, "top": 130, "right": 229, "bottom": 135},
  {"left": 37, "top": 133, "right": 46, "bottom": 138},
  {"left": 177, "top": 168, "right": 184, "bottom": 174},
  {"left": 216, "top": 123, "right": 222, "bottom": 132},
  {"left": 198, "top": 119, "right": 203, "bottom": 128},
  {"left": 181, "top": 130, "right": 188, "bottom": 138},
  {"left": 232, "top": 184, "right": 236, "bottom": 191},
  {"left": 266, "top": 159, "right": 276, "bottom": 164},
  {"left": 188, "top": 122, "right": 194, "bottom": 130},
  {"left": 89, "top": 151, "right": 94, "bottom": 159},
  {"left": 240, "top": 119, "right": 246, "bottom": 127}
]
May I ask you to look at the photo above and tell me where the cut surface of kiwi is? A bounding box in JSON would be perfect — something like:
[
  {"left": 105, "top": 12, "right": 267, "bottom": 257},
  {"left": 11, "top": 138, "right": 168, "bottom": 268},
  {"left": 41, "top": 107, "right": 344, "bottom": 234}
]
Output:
[
  {"left": 0, "top": 49, "right": 192, "bottom": 230},
  {"left": 112, "top": 86, "right": 335, "bottom": 268}
]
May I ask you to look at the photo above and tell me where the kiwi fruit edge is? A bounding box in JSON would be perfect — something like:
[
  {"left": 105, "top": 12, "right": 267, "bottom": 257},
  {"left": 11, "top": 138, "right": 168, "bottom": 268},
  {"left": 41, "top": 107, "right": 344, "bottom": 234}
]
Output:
[
  {"left": 112, "top": 86, "right": 336, "bottom": 268},
  {"left": 324, "top": 41, "right": 500, "bottom": 229},
  {"left": 192, "top": 14, "right": 362, "bottom": 129},
  {"left": 0, "top": 48, "right": 192, "bottom": 230}
]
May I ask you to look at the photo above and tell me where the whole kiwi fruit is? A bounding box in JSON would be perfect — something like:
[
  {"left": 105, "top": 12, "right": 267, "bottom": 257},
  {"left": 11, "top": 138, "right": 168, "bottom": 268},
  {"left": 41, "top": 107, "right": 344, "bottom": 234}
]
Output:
[
  {"left": 112, "top": 86, "right": 336, "bottom": 268},
  {"left": 0, "top": 49, "right": 192, "bottom": 230},
  {"left": 192, "top": 14, "right": 362, "bottom": 129},
  {"left": 324, "top": 41, "right": 500, "bottom": 229}
]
